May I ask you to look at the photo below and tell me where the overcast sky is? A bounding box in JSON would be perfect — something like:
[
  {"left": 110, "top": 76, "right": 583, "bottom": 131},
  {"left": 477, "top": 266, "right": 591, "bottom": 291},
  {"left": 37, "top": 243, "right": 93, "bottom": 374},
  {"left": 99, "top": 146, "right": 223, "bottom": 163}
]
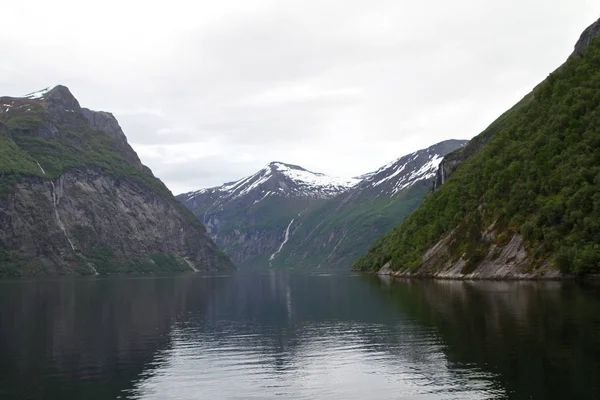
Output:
[{"left": 2, "top": 1, "right": 599, "bottom": 194}]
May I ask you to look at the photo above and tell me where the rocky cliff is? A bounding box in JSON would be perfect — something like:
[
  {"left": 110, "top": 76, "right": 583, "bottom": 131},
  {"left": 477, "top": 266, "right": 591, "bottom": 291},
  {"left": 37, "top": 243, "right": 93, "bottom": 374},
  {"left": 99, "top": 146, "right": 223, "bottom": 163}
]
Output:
[
  {"left": 0, "top": 86, "right": 233, "bottom": 275},
  {"left": 572, "top": 17, "right": 600, "bottom": 57}
]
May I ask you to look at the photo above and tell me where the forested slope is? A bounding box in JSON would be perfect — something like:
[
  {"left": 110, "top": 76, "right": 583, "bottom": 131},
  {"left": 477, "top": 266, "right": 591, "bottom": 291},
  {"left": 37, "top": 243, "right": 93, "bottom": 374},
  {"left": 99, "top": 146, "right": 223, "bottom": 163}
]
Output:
[{"left": 354, "top": 35, "right": 600, "bottom": 276}]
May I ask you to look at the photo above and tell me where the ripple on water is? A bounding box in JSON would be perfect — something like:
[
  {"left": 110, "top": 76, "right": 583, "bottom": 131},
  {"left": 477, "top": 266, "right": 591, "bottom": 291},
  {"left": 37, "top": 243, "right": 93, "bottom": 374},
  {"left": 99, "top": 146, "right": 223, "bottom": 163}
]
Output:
[{"left": 123, "top": 319, "right": 499, "bottom": 400}]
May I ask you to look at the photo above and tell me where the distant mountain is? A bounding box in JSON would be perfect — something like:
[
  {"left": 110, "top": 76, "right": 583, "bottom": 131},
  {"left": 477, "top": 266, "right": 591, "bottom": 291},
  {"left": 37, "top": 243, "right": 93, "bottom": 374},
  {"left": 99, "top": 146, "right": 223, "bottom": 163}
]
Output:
[
  {"left": 0, "top": 85, "right": 233, "bottom": 275},
  {"left": 354, "top": 17, "right": 600, "bottom": 278},
  {"left": 178, "top": 139, "right": 467, "bottom": 269},
  {"left": 178, "top": 162, "right": 359, "bottom": 268},
  {"left": 181, "top": 161, "right": 359, "bottom": 214},
  {"left": 270, "top": 140, "right": 467, "bottom": 269}
]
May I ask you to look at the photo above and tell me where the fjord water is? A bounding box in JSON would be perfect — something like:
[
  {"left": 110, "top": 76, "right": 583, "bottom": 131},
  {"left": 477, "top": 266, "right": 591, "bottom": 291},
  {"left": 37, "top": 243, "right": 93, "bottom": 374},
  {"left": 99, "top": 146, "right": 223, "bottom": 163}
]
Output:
[{"left": 1, "top": 272, "right": 599, "bottom": 399}]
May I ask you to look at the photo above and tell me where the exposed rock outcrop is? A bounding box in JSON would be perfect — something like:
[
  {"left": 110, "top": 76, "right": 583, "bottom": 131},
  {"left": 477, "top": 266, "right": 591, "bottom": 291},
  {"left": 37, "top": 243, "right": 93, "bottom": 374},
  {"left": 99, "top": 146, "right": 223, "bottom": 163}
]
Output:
[
  {"left": 378, "top": 231, "right": 561, "bottom": 280},
  {"left": 572, "top": 17, "right": 600, "bottom": 57}
]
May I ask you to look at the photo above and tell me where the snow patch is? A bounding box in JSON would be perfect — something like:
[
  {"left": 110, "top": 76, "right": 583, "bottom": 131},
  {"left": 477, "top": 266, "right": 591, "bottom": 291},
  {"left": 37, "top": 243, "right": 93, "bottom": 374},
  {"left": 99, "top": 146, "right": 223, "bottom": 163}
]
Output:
[
  {"left": 23, "top": 87, "right": 51, "bottom": 100},
  {"left": 271, "top": 162, "right": 360, "bottom": 189},
  {"left": 372, "top": 162, "right": 408, "bottom": 187},
  {"left": 253, "top": 191, "right": 272, "bottom": 205},
  {"left": 390, "top": 154, "right": 443, "bottom": 195}
]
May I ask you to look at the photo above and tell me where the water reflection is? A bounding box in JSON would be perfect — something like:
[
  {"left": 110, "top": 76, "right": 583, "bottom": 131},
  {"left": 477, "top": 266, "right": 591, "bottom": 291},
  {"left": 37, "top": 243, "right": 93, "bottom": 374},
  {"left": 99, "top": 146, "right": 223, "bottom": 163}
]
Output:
[
  {"left": 0, "top": 274, "right": 229, "bottom": 399},
  {"left": 127, "top": 272, "right": 501, "bottom": 399},
  {"left": 371, "top": 277, "right": 600, "bottom": 399},
  {"left": 1, "top": 271, "right": 598, "bottom": 399}
]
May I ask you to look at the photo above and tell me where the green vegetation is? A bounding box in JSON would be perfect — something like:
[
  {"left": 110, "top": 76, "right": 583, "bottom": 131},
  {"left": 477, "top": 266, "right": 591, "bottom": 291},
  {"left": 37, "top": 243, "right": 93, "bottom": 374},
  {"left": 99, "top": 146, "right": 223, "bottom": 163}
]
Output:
[
  {"left": 0, "top": 249, "right": 22, "bottom": 277},
  {"left": 273, "top": 182, "right": 430, "bottom": 269},
  {"left": 354, "top": 37, "right": 600, "bottom": 275},
  {"left": 0, "top": 99, "right": 172, "bottom": 199},
  {"left": 0, "top": 96, "right": 205, "bottom": 230},
  {"left": 82, "top": 248, "right": 191, "bottom": 274}
]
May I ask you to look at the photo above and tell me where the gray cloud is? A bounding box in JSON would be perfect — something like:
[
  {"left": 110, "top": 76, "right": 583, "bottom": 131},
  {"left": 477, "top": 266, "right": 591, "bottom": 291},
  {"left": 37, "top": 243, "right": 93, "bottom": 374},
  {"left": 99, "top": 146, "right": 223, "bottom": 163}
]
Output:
[{"left": 2, "top": 0, "right": 599, "bottom": 194}]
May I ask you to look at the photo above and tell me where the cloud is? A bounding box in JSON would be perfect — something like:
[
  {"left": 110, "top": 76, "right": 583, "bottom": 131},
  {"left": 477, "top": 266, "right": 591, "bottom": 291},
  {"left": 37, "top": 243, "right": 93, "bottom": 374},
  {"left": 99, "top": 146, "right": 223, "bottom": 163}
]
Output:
[{"left": 2, "top": 0, "right": 599, "bottom": 194}]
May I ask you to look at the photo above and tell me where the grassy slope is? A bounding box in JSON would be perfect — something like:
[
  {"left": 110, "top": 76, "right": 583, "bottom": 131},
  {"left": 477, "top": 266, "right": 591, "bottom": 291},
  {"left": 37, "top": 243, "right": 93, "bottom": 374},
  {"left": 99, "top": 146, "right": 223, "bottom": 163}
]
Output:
[
  {"left": 0, "top": 99, "right": 171, "bottom": 198},
  {"left": 273, "top": 182, "right": 430, "bottom": 269},
  {"left": 354, "top": 37, "right": 600, "bottom": 275}
]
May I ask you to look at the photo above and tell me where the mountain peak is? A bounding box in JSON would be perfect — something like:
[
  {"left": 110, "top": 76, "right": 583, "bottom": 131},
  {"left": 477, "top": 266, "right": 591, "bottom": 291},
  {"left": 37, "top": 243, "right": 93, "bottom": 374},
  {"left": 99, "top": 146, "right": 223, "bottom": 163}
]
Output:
[
  {"left": 268, "top": 161, "right": 296, "bottom": 168},
  {"left": 359, "top": 139, "right": 469, "bottom": 197},
  {"left": 266, "top": 161, "right": 322, "bottom": 176},
  {"left": 20, "top": 85, "right": 81, "bottom": 111},
  {"left": 182, "top": 162, "right": 360, "bottom": 205},
  {"left": 42, "top": 85, "right": 81, "bottom": 110}
]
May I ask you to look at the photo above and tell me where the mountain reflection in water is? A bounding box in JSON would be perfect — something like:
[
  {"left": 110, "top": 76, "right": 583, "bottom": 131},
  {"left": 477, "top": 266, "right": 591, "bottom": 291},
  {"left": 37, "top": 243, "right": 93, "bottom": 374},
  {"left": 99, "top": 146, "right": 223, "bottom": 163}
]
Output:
[{"left": 0, "top": 272, "right": 598, "bottom": 399}]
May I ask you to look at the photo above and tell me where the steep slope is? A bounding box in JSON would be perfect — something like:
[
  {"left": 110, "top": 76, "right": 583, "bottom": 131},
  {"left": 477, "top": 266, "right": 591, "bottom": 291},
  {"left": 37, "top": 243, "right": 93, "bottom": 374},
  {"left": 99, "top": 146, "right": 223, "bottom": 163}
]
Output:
[
  {"left": 354, "top": 20, "right": 600, "bottom": 278},
  {"left": 179, "top": 140, "right": 466, "bottom": 269},
  {"left": 0, "top": 86, "right": 233, "bottom": 276},
  {"left": 270, "top": 140, "right": 467, "bottom": 269},
  {"left": 177, "top": 162, "right": 359, "bottom": 268}
]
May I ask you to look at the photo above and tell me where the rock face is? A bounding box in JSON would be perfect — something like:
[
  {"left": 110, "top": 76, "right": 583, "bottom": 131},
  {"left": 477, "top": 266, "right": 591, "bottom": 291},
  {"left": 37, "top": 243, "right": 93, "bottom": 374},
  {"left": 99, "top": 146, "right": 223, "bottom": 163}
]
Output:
[
  {"left": 378, "top": 231, "right": 560, "bottom": 280},
  {"left": 0, "top": 86, "right": 233, "bottom": 275},
  {"left": 572, "top": 17, "right": 600, "bottom": 57},
  {"left": 178, "top": 140, "right": 467, "bottom": 269}
]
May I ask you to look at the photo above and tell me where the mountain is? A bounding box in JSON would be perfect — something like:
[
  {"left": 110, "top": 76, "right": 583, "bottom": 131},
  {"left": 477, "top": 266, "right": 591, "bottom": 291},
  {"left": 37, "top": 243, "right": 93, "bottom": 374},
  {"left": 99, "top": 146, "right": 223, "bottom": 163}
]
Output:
[
  {"left": 180, "top": 161, "right": 359, "bottom": 211},
  {"left": 178, "top": 139, "right": 467, "bottom": 269},
  {"left": 177, "top": 162, "right": 359, "bottom": 268},
  {"left": 0, "top": 85, "right": 233, "bottom": 276},
  {"left": 269, "top": 140, "right": 467, "bottom": 269},
  {"left": 354, "top": 18, "right": 600, "bottom": 278}
]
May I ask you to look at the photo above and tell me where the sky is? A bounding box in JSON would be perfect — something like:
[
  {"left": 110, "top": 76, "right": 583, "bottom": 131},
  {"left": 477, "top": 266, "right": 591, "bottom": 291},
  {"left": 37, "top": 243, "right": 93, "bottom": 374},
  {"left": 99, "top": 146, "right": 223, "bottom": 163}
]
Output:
[{"left": 2, "top": 1, "right": 599, "bottom": 194}]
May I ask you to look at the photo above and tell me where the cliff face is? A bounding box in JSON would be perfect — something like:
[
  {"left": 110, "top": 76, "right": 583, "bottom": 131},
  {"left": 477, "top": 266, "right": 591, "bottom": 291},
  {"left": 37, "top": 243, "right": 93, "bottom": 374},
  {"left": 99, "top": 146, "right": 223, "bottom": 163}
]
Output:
[
  {"left": 378, "top": 231, "right": 561, "bottom": 280},
  {"left": 0, "top": 86, "right": 233, "bottom": 275},
  {"left": 572, "top": 17, "right": 600, "bottom": 57}
]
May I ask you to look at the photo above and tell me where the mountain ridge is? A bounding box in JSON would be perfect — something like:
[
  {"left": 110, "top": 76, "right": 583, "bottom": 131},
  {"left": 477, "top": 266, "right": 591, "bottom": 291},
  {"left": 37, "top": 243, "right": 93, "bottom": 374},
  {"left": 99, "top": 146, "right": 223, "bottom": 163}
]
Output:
[{"left": 178, "top": 139, "right": 467, "bottom": 269}]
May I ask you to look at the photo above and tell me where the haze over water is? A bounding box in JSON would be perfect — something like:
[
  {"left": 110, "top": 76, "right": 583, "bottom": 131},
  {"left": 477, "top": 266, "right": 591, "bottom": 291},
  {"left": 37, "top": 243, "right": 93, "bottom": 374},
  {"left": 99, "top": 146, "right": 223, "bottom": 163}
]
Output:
[{"left": 0, "top": 272, "right": 598, "bottom": 399}]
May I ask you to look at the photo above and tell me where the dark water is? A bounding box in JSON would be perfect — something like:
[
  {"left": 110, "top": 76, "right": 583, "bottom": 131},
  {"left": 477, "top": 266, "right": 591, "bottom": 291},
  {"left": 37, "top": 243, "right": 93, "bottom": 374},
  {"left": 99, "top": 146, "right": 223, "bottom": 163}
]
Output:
[{"left": 1, "top": 272, "right": 599, "bottom": 399}]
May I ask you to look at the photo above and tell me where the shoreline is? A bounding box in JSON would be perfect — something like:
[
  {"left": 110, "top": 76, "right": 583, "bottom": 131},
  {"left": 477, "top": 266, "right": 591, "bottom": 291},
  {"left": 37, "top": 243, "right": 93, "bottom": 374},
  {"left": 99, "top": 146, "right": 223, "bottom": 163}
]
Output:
[{"left": 371, "top": 269, "right": 600, "bottom": 281}]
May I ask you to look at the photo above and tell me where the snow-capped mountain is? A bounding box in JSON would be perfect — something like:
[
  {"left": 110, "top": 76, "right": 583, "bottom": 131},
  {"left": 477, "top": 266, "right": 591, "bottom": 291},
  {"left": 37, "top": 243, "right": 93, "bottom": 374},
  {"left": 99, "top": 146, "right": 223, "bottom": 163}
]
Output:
[
  {"left": 177, "top": 140, "right": 467, "bottom": 269},
  {"left": 180, "top": 162, "right": 359, "bottom": 216},
  {"left": 351, "top": 139, "right": 468, "bottom": 199},
  {"left": 176, "top": 162, "right": 360, "bottom": 268},
  {"left": 271, "top": 139, "right": 468, "bottom": 269}
]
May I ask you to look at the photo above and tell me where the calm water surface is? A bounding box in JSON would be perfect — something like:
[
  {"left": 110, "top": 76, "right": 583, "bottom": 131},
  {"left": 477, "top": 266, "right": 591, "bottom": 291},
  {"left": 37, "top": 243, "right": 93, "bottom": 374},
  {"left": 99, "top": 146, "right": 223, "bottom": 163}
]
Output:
[{"left": 0, "top": 271, "right": 599, "bottom": 399}]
